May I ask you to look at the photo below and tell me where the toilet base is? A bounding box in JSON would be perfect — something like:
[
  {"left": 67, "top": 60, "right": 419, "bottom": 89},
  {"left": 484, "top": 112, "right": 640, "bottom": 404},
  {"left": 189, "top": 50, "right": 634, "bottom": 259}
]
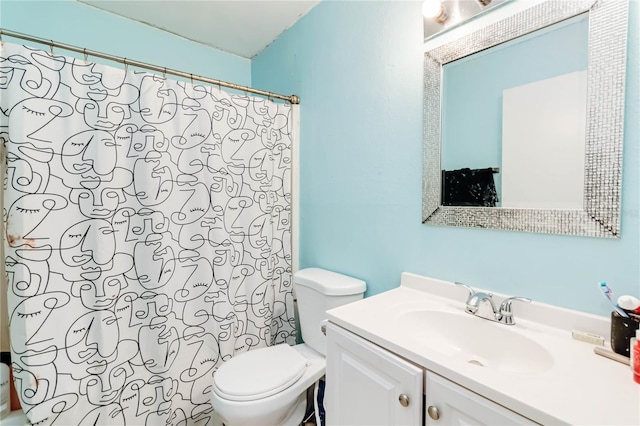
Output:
[
  {"left": 211, "top": 344, "right": 326, "bottom": 426},
  {"left": 281, "top": 392, "right": 307, "bottom": 426},
  {"left": 217, "top": 391, "right": 307, "bottom": 426}
]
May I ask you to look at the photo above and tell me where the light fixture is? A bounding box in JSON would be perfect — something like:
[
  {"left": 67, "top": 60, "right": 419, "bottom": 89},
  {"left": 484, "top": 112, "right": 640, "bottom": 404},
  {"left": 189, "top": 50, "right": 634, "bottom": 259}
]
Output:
[{"left": 423, "top": 0, "right": 449, "bottom": 24}]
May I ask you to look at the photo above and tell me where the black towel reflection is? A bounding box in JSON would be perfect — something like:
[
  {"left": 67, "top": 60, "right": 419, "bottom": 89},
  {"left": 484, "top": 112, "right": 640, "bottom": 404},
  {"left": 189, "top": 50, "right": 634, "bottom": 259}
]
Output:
[{"left": 442, "top": 168, "right": 499, "bottom": 207}]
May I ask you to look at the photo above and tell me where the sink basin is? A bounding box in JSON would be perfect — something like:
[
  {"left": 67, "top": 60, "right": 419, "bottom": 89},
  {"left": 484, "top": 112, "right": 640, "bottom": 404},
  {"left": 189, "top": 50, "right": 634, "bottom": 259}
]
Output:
[{"left": 399, "top": 310, "right": 554, "bottom": 374}]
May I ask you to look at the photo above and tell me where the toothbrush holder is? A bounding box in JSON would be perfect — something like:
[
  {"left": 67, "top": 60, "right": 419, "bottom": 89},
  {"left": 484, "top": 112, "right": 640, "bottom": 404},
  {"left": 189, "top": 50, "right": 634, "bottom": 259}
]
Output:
[{"left": 610, "top": 311, "right": 640, "bottom": 357}]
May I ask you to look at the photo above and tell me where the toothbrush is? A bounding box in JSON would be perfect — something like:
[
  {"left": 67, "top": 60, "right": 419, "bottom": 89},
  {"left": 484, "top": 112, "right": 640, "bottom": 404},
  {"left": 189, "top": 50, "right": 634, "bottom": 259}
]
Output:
[{"left": 599, "top": 282, "right": 629, "bottom": 318}]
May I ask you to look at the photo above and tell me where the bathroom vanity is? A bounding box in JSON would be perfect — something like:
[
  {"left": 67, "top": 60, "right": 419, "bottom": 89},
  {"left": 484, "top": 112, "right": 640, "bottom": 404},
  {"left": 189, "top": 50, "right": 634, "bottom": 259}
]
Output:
[{"left": 325, "top": 273, "right": 639, "bottom": 425}]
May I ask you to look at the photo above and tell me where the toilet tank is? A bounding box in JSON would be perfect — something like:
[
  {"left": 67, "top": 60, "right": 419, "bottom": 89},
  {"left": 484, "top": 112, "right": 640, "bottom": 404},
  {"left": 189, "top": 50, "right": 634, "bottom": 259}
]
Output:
[{"left": 294, "top": 268, "right": 366, "bottom": 355}]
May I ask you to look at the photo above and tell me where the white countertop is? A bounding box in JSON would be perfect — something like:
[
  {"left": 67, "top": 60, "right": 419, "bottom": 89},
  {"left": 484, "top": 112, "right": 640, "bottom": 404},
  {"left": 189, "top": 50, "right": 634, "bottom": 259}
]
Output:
[{"left": 326, "top": 272, "right": 640, "bottom": 425}]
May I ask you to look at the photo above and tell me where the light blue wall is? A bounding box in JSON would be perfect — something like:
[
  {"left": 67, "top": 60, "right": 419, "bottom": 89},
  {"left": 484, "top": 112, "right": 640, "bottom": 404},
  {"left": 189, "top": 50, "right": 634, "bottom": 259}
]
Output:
[
  {"left": 253, "top": 0, "right": 640, "bottom": 316},
  {"left": 0, "top": 0, "right": 251, "bottom": 85},
  {"left": 2, "top": 0, "right": 637, "bottom": 316}
]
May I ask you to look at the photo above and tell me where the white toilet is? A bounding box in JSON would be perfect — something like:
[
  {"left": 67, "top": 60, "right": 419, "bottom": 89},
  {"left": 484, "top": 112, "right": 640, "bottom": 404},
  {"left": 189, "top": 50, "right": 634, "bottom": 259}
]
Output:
[{"left": 210, "top": 268, "right": 366, "bottom": 426}]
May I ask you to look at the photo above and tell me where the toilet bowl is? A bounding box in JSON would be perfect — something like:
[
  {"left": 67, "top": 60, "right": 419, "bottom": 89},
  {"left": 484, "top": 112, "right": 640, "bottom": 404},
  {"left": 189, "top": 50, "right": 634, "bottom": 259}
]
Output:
[
  {"left": 211, "top": 344, "right": 325, "bottom": 426},
  {"left": 210, "top": 268, "right": 366, "bottom": 426}
]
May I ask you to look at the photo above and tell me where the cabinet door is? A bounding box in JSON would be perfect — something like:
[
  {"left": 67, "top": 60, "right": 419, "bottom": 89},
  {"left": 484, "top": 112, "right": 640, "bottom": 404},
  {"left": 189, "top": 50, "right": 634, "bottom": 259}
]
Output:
[
  {"left": 425, "top": 372, "right": 537, "bottom": 425},
  {"left": 325, "top": 323, "right": 423, "bottom": 426}
]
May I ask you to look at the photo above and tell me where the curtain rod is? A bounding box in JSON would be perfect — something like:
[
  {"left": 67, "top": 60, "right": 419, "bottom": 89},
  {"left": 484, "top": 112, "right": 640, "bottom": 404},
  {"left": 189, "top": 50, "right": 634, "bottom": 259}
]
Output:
[{"left": 0, "top": 28, "right": 300, "bottom": 105}]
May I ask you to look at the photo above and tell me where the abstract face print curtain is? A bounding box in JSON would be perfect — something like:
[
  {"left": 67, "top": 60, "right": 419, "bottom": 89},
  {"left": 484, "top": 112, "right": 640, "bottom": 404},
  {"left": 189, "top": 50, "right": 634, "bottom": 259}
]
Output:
[{"left": 0, "top": 42, "right": 294, "bottom": 425}]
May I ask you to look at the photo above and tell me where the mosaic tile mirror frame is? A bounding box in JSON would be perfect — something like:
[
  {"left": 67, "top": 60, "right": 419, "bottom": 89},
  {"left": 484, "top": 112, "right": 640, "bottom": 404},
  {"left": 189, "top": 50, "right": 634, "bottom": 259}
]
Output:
[{"left": 422, "top": 0, "right": 628, "bottom": 238}]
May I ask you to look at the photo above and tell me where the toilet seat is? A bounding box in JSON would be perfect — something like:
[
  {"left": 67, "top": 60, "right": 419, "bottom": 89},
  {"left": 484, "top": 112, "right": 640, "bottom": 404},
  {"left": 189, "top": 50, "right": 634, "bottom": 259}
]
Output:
[{"left": 213, "top": 344, "right": 308, "bottom": 402}]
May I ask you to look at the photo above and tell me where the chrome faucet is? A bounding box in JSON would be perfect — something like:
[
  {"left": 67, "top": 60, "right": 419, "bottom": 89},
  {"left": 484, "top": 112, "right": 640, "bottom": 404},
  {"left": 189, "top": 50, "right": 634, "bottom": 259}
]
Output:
[{"left": 455, "top": 282, "right": 531, "bottom": 325}]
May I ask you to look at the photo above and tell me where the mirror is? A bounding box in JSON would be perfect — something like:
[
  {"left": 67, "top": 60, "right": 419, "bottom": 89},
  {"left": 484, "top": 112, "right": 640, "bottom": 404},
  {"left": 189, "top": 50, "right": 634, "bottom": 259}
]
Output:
[
  {"left": 441, "top": 13, "right": 588, "bottom": 209},
  {"left": 422, "top": 0, "right": 629, "bottom": 238}
]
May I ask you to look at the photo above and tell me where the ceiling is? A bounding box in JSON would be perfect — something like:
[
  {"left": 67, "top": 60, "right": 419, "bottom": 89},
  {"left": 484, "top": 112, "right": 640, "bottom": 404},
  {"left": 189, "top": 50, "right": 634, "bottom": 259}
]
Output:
[
  {"left": 78, "top": 0, "right": 321, "bottom": 59},
  {"left": 78, "top": 1, "right": 506, "bottom": 58}
]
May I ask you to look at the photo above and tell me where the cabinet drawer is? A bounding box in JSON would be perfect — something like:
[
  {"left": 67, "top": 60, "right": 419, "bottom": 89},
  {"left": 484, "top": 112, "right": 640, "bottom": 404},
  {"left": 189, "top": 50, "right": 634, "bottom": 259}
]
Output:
[{"left": 425, "top": 372, "right": 537, "bottom": 425}]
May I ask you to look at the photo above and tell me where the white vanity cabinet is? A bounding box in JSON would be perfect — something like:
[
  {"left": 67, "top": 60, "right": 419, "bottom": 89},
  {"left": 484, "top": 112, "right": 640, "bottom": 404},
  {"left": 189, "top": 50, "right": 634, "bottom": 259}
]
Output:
[
  {"left": 424, "top": 372, "right": 536, "bottom": 425},
  {"left": 325, "top": 274, "right": 639, "bottom": 425},
  {"left": 325, "top": 323, "right": 423, "bottom": 426},
  {"left": 326, "top": 322, "right": 537, "bottom": 426}
]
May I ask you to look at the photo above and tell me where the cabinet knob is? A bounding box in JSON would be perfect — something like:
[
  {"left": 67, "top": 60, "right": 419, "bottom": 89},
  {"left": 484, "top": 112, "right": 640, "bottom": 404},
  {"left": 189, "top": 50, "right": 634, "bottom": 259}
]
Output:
[
  {"left": 427, "top": 405, "right": 440, "bottom": 420},
  {"left": 398, "top": 394, "right": 410, "bottom": 407}
]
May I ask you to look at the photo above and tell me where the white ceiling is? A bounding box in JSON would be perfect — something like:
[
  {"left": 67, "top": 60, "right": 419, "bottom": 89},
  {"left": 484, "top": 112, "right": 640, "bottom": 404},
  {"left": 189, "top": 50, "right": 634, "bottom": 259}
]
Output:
[
  {"left": 78, "top": 0, "right": 321, "bottom": 59},
  {"left": 78, "top": 1, "right": 506, "bottom": 58}
]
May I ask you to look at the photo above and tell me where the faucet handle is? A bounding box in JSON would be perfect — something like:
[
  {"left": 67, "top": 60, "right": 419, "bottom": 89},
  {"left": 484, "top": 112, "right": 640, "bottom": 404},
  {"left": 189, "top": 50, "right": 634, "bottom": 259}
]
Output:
[
  {"left": 454, "top": 282, "right": 476, "bottom": 297},
  {"left": 498, "top": 296, "right": 531, "bottom": 325}
]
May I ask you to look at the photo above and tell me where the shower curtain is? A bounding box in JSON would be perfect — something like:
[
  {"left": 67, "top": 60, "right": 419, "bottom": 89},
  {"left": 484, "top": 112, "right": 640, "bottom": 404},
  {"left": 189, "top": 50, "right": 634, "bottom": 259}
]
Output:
[{"left": 0, "top": 42, "right": 295, "bottom": 425}]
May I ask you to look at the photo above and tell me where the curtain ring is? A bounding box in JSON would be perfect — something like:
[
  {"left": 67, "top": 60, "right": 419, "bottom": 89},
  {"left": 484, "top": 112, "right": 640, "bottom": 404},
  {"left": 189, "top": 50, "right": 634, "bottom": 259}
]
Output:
[
  {"left": 163, "top": 67, "right": 167, "bottom": 78},
  {"left": 50, "top": 40, "right": 54, "bottom": 55},
  {"left": 190, "top": 73, "right": 194, "bottom": 85},
  {"left": 83, "top": 48, "right": 88, "bottom": 63},
  {"left": 123, "top": 58, "right": 128, "bottom": 74}
]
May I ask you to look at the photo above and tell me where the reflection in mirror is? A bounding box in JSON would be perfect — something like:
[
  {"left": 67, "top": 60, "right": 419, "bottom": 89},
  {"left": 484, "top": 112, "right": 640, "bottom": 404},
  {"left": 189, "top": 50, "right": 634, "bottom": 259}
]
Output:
[
  {"left": 441, "top": 13, "right": 589, "bottom": 209},
  {"left": 422, "top": 0, "right": 629, "bottom": 238}
]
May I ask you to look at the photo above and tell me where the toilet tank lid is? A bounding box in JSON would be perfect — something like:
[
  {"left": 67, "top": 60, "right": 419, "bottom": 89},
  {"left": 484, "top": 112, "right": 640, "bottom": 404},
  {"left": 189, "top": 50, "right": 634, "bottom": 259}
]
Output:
[{"left": 294, "top": 268, "right": 366, "bottom": 296}]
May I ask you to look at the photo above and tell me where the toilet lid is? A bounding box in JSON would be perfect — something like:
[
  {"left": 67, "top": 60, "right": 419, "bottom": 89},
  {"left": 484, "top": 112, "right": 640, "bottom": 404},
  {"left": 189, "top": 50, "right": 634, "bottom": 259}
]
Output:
[{"left": 213, "top": 344, "right": 308, "bottom": 401}]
